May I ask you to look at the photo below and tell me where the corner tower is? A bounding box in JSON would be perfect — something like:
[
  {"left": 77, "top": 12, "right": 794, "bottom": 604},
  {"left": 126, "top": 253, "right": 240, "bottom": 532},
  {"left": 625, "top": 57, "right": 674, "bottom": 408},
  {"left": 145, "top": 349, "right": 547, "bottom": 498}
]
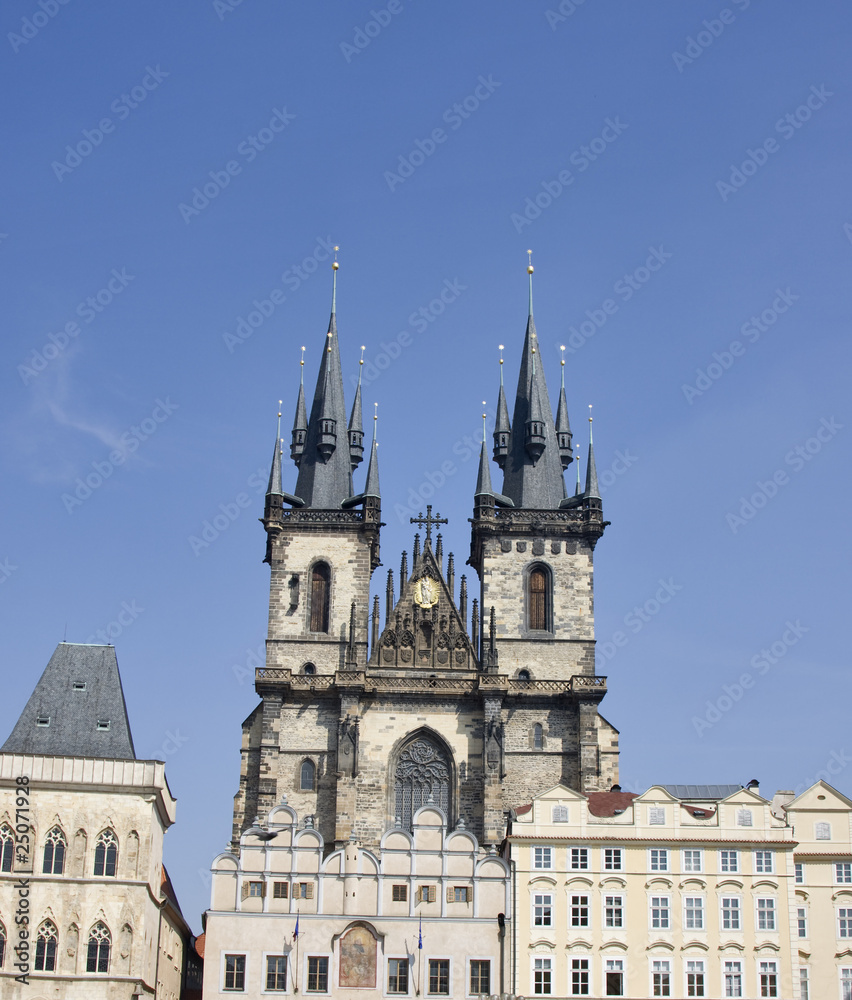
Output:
[{"left": 469, "top": 258, "right": 618, "bottom": 800}]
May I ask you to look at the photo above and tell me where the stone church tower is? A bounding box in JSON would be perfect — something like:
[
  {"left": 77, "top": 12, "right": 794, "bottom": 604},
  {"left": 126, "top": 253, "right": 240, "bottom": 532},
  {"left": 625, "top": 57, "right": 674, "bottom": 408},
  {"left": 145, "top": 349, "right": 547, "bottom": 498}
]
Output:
[{"left": 232, "top": 260, "right": 619, "bottom": 852}]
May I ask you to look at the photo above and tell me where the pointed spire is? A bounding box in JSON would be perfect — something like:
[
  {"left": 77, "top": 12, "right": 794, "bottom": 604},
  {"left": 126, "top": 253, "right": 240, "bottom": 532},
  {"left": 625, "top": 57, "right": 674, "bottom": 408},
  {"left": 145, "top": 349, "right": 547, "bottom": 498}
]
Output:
[
  {"left": 362, "top": 403, "right": 380, "bottom": 499},
  {"left": 555, "top": 345, "right": 573, "bottom": 470},
  {"left": 371, "top": 594, "right": 380, "bottom": 655},
  {"left": 386, "top": 568, "right": 394, "bottom": 622},
  {"left": 476, "top": 401, "right": 514, "bottom": 509},
  {"left": 493, "top": 345, "right": 511, "bottom": 468},
  {"left": 435, "top": 533, "right": 443, "bottom": 570},
  {"left": 267, "top": 401, "right": 283, "bottom": 496},
  {"left": 446, "top": 552, "right": 455, "bottom": 599},
  {"left": 471, "top": 599, "right": 480, "bottom": 656},
  {"left": 412, "top": 532, "right": 421, "bottom": 568},
  {"left": 348, "top": 345, "right": 365, "bottom": 471},
  {"left": 584, "top": 405, "right": 600, "bottom": 499},
  {"left": 459, "top": 573, "right": 467, "bottom": 629},
  {"left": 346, "top": 600, "right": 358, "bottom": 668},
  {"left": 290, "top": 349, "right": 308, "bottom": 465},
  {"left": 400, "top": 551, "right": 408, "bottom": 584},
  {"left": 525, "top": 345, "right": 546, "bottom": 461}
]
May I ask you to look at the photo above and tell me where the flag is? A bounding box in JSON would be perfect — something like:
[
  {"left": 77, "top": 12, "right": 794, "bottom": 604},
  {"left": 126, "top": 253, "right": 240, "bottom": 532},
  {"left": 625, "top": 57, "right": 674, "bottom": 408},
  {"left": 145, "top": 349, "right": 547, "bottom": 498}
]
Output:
[
  {"left": 418, "top": 914, "right": 422, "bottom": 950},
  {"left": 294, "top": 912, "right": 300, "bottom": 940}
]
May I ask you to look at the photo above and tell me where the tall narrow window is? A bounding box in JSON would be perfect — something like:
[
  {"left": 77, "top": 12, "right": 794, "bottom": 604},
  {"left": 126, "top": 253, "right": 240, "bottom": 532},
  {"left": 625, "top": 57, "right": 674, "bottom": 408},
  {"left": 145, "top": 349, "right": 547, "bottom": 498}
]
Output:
[
  {"left": 393, "top": 735, "right": 451, "bottom": 831},
  {"left": 533, "top": 723, "right": 544, "bottom": 749},
  {"left": 0, "top": 921, "right": 6, "bottom": 968},
  {"left": 93, "top": 829, "right": 118, "bottom": 877},
  {"left": 43, "top": 826, "right": 66, "bottom": 875},
  {"left": 528, "top": 565, "right": 550, "bottom": 631},
  {"left": 310, "top": 562, "right": 330, "bottom": 633},
  {"left": 86, "top": 922, "right": 111, "bottom": 973},
  {"left": 300, "top": 759, "right": 316, "bottom": 791},
  {"left": 0, "top": 826, "right": 13, "bottom": 872},
  {"left": 35, "top": 922, "right": 58, "bottom": 971}
]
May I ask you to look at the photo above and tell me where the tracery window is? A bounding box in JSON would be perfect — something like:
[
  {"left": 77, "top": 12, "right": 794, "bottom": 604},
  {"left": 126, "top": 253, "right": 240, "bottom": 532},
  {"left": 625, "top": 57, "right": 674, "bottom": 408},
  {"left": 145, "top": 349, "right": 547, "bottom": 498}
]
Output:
[
  {"left": 528, "top": 565, "right": 551, "bottom": 632},
  {"left": 43, "top": 826, "right": 66, "bottom": 874},
  {"left": 35, "top": 921, "right": 58, "bottom": 972},
  {"left": 93, "top": 829, "right": 118, "bottom": 877},
  {"left": 0, "top": 825, "right": 13, "bottom": 872},
  {"left": 86, "top": 922, "right": 111, "bottom": 973},
  {"left": 310, "top": 562, "right": 330, "bottom": 633},
  {"left": 394, "top": 736, "right": 451, "bottom": 831}
]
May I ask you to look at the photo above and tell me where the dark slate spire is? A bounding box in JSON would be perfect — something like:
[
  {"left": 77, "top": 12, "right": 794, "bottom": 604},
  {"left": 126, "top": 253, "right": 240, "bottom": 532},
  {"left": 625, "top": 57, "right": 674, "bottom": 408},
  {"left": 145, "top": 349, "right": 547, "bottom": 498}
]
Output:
[
  {"left": 267, "top": 402, "right": 283, "bottom": 497},
  {"left": 493, "top": 346, "right": 511, "bottom": 469},
  {"left": 293, "top": 261, "right": 354, "bottom": 509},
  {"left": 2, "top": 643, "right": 135, "bottom": 759},
  {"left": 476, "top": 408, "right": 513, "bottom": 509},
  {"left": 348, "top": 347, "right": 365, "bottom": 471},
  {"left": 362, "top": 418, "right": 380, "bottom": 499},
  {"left": 500, "top": 258, "right": 568, "bottom": 509},
  {"left": 290, "top": 349, "right": 308, "bottom": 466},
  {"left": 555, "top": 346, "right": 574, "bottom": 470},
  {"left": 585, "top": 406, "right": 601, "bottom": 499}
]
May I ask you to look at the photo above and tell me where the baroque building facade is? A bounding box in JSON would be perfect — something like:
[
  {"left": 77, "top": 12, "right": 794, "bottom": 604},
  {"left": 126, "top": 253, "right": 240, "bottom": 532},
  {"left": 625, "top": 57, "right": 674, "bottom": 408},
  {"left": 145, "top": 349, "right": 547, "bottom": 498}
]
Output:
[{"left": 231, "top": 260, "right": 619, "bottom": 856}]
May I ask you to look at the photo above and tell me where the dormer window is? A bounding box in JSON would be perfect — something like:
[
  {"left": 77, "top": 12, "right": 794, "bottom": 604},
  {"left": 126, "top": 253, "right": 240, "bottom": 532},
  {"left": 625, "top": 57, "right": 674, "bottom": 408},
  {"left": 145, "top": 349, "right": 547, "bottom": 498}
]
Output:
[
  {"left": 96, "top": 720, "right": 111, "bottom": 731},
  {"left": 36, "top": 715, "right": 50, "bottom": 727},
  {"left": 72, "top": 681, "right": 86, "bottom": 691}
]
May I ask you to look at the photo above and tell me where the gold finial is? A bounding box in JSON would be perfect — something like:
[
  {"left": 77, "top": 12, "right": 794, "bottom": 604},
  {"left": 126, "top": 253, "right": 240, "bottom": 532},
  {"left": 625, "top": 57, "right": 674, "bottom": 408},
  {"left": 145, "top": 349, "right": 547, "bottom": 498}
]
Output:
[
  {"left": 332, "top": 245, "right": 340, "bottom": 271},
  {"left": 373, "top": 402, "right": 378, "bottom": 441},
  {"left": 560, "top": 345, "right": 566, "bottom": 367},
  {"left": 482, "top": 401, "right": 487, "bottom": 444},
  {"left": 360, "top": 346, "right": 365, "bottom": 366},
  {"left": 278, "top": 399, "right": 282, "bottom": 418},
  {"left": 498, "top": 344, "right": 504, "bottom": 365},
  {"left": 527, "top": 249, "right": 534, "bottom": 274}
]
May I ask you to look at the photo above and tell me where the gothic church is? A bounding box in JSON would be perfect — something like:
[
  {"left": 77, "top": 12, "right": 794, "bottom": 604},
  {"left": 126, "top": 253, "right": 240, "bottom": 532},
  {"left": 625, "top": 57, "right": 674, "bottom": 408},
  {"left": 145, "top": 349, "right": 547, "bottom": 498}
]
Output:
[{"left": 232, "top": 259, "right": 619, "bottom": 852}]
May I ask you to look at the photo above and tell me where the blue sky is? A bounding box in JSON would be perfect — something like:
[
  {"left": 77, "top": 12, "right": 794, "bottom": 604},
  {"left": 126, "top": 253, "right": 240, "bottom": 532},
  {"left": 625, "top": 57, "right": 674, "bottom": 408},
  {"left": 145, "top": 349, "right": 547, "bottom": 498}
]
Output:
[{"left": 2, "top": 1, "right": 850, "bottom": 929}]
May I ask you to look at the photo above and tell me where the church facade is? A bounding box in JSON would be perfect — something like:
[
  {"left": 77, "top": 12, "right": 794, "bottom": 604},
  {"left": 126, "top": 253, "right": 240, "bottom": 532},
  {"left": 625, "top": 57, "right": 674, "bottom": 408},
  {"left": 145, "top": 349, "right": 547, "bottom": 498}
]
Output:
[{"left": 231, "top": 260, "right": 620, "bottom": 855}]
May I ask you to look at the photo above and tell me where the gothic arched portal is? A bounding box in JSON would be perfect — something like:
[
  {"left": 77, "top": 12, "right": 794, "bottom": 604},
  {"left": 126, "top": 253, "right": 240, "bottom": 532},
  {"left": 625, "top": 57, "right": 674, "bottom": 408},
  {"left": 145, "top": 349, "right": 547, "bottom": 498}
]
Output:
[{"left": 392, "top": 733, "right": 452, "bottom": 831}]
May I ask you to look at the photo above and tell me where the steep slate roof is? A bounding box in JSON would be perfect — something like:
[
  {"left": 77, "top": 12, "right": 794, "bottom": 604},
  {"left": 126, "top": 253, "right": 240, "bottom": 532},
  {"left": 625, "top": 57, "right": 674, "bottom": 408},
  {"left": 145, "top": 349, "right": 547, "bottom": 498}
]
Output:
[
  {"left": 2, "top": 643, "right": 136, "bottom": 759},
  {"left": 661, "top": 784, "right": 742, "bottom": 800}
]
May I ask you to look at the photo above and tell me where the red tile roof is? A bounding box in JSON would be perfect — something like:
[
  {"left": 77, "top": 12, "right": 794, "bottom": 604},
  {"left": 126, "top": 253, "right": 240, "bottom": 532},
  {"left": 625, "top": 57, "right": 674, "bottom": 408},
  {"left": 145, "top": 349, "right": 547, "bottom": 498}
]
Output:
[{"left": 586, "top": 791, "right": 638, "bottom": 817}]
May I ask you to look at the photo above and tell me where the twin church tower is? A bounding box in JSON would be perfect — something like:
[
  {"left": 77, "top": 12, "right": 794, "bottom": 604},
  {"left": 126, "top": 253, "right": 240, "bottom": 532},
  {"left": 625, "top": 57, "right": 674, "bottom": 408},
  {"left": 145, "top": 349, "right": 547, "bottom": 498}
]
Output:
[{"left": 232, "top": 258, "right": 619, "bottom": 851}]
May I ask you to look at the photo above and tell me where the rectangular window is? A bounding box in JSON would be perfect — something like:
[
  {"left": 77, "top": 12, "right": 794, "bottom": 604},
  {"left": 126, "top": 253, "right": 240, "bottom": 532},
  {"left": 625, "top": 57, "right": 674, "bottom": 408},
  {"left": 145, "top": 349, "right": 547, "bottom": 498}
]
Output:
[
  {"left": 604, "top": 848, "right": 622, "bottom": 871},
  {"left": 571, "top": 894, "right": 589, "bottom": 927},
  {"left": 470, "top": 960, "right": 490, "bottom": 996},
  {"left": 428, "top": 959, "right": 449, "bottom": 995},
  {"left": 683, "top": 849, "right": 702, "bottom": 872},
  {"left": 759, "top": 961, "right": 777, "bottom": 997},
  {"left": 224, "top": 954, "right": 246, "bottom": 991},
  {"left": 392, "top": 884, "right": 408, "bottom": 902},
  {"left": 754, "top": 850, "right": 773, "bottom": 874},
  {"left": 534, "top": 958, "right": 552, "bottom": 995},
  {"left": 273, "top": 881, "right": 288, "bottom": 899},
  {"left": 686, "top": 960, "right": 705, "bottom": 998},
  {"left": 605, "top": 895, "right": 623, "bottom": 928},
  {"left": 571, "top": 847, "right": 589, "bottom": 870},
  {"left": 266, "top": 955, "right": 287, "bottom": 992},
  {"left": 841, "top": 968, "right": 852, "bottom": 1000},
  {"left": 605, "top": 959, "right": 624, "bottom": 996},
  {"left": 839, "top": 907, "right": 852, "bottom": 937},
  {"left": 36, "top": 715, "right": 50, "bottom": 727},
  {"left": 571, "top": 958, "right": 589, "bottom": 996},
  {"left": 552, "top": 805, "right": 569, "bottom": 823},
  {"left": 388, "top": 958, "right": 409, "bottom": 995},
  {"left": 797, "top": 907, "right": 808, "bottom": 938},
  {"left": 720, "top": 850, "right": 739, "bottom": 873},
  {"left": 652, "top": 960, "right": 671, "bottom": 997},
  {"left": 837, "top": 862, "right": 852, "bottom": 883},
  {"left": 757, "top": 897, "right": 776, "bottom": 931},
  {"left": 293, "top": 882, "right": 314, "bottom": 900},
  {"left": 650, "top": 896, "right": 670, "bottom": 930},
  {"left": 799, "top": 967, "right": 809, "bottom": 1000},
  {"left": 452, "top": 886, "right": 469, "bottom": 903},
  {"left": 247, "top": 881, "right": 264, "bottom": 897},
  {"left": 795, "top": 862, "right": 804, "bottom": 883},
  {"left": 419, "top": 885, "right": 436, "bottom": 903},
  {"left": 737, "top": 809, "right": 753, "bottom": 827},
  {"left": 815, "top": 821, "right": 832, "bottom": 840},
  {"left": 650, "top": 849, "right": 669, "bottom": 872},
  {"left": 534, "top": 893, "right": 552, "bottom": 927},
  {"left": 649, "top": 807, "right": 665, "bottom": 825},
  {"left": 307, "top": 956, "right": 328, "bottom": 993},
  {"left": 685, "top": 896, "right": 704, "bottom": 930},
  {"left": 724, "top": 961, "right": 742, "bottom": 998},
  {"left": 534, "top": 846, "right": 553, "bottom": 869},
  {"left": 721, "top": 897, "right": 741, "bottom": 930}
]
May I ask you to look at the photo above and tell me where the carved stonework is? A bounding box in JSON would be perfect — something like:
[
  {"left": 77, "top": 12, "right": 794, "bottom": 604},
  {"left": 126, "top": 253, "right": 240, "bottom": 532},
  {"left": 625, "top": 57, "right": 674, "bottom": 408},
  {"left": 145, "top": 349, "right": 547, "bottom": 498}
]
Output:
[{"left": 532, "top": 539, "right": 545, "bottom": 556}]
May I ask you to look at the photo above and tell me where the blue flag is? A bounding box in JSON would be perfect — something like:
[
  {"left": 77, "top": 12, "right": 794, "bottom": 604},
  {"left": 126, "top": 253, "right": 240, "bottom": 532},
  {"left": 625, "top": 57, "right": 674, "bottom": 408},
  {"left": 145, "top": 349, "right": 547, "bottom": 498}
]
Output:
[
  {"left": 294, "top": 913, "right": 300, "bottom": 940},
  {"left": 418, "top": 914, "right": 422, "bottom": 950}
]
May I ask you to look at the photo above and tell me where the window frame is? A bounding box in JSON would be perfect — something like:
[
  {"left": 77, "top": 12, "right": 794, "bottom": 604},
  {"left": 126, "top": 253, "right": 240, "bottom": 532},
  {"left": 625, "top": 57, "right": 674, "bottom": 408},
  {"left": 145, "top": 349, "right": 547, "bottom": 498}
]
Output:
[
  {"left": 526, "top": 563, "right": 553, "bottom": 634},
  {"left": 468, "top": 958, "right": 491, "bottom": 997},
  {"left": 754, "top": 849, "right": 773, "bottom": 874},
  {"left": 264, "top": 952, "right": 288, "bottom": 993},
  {"left": 534, "top": 846, "right": 553, "bottom": 870},
  {"left": 306, "top": 954, "right": 330, "bottom": 994},
  {"left": 836, "top": 862, "right": 852, "bottom": 884},
  {"left": 720, "top": 849, "right": 739, "bottom": 873},
  {"left": 756, "top": 896, "right": 776, "bottom": 931},
  {"left": 650, "top": 895, "right": 670, "bottom": 930},
  {"left": 651, "top": 959, "right": 671, "bottom": 998},
  {"left": 684, "top": 895, "right": 704, "bottom": 930},
  {"left": 427, "top": 957, "right": 451, "bottom": 997},
  {"left": 570, "top": 893, "right": 590, "bottom": 928},
  {"left": 42, "top": 826, "right": 66, "bottom": 876},
  {"left": 300, "top": 758, "right": 316, "bottom": 792},
  {"left": 758, "top": 960, "right": 778, "bottom": 998},
  {"left": 604, "top": 894, "right": 623, "bottom": 929},
  {"left": 387, "top": 956, "right": 410, "bottom": 995},
  {"left": 797, "top": 905, "right": 808, "bottom": 938},
  {"left": 533, "top": 892, "right": 553, "bottom": 927},
  {"left": 685, "top": 959, "right": 705, "bottom": 998},
  {"left": 86, "top": 922, "right": 111, "bottom": 975},
  {"left": 309, "top": 561, "right": 331, "bottom": 634},
  {"left": 93, "top": 828, "right": 118, "bottom": 877},
  {"left": 533, "top": 956, "right": 553, "bottom": 996},
  {"left": 35, "top": 921, "right": 58, "bottom": 972},
  {"left": 604, "top": 847, "right": 623, "bottom": 871},
  {"left": 721, "top": 895, "right": 741, "bottom": 931},
  {"left": 723, "top": 959, "right": 742, "bottom": 998},
  {"left": 571, "top": 956, "right": 590, "bottom": 996},
  {"left": 571, "top": 846, "right": 589, "bottom": 870},
  {"left": 838, "top": 906, "right": 852, "bottom": 938},
  {"left": 682, "top": 848, "right": 703, "bottom": 873},
  {"left": 649, "top": 848, "right": 669, "bottom": 872},
  {"left": 604, "top": 958, "right": 625, "bottom": 997}
]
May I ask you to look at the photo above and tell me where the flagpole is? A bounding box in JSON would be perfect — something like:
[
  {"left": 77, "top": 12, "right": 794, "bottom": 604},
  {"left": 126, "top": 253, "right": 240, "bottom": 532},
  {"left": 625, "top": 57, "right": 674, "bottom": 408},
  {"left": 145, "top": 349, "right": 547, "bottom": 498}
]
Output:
[
  {"left": 294, "top": 909, "right": 300, "bottom": 993},
  {"left": 417, "top": 914, "right": 423, "bottom": 996}
]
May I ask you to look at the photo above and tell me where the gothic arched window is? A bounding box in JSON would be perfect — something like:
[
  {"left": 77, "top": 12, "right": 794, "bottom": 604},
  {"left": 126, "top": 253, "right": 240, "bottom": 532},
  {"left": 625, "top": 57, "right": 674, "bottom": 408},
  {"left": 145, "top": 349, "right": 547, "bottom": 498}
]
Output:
[
  {"left": 93, "top": 829, "right": 118, "bottom": 877},
  {"left": 300, "top": 759, "right": 316, "bottom": 791},
  {"left": 35, "top": 921, "right": 58, "bottom": 972},
  {"left": 528, "top": 564, "right": 551, "bottom": 632},
  {"left": 0, "top": 826, "right": 13, "bottom": 872},
  {"left": 394, "top": 736, "right": 451, "bottom": 831},
  {"left": 310, "top": 562, "right": 331, "bottom": 633},
  {"left": 533, "top": 723, "right": 544, "bottom": 749},
  {"left": 43, "top": 826, "right": 66, "bottom": 875},
  {"left": 0, "top": 920, "right": 6, "bottom": 968},
  {"left": 86, "top": 922, "right": 111, "bottom": 973}
]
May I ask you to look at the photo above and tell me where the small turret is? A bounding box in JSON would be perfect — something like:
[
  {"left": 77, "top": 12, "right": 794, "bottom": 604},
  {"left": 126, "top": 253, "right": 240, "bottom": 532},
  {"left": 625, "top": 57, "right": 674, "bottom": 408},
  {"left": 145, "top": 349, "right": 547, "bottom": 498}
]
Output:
[
  {"left": 584, "top": 405, "right": 601, "bottom": 500},
  {"left": 290, "top": 349, "right": 307, "bottom": 465},
  {"left": 524, "top": 347, "right": 547, "bottom": 462},
  {"left": 555, "top": 345, "right": 573, "bottom": 470},
  {"left": 348, "top": 346, "right": 365, "bottom": 471},
  {"left": 493, "top": 345, "right": 511, "bottom": 468},
  {"left": 265, "top": 401, "right": 284, "bottom": 522}
]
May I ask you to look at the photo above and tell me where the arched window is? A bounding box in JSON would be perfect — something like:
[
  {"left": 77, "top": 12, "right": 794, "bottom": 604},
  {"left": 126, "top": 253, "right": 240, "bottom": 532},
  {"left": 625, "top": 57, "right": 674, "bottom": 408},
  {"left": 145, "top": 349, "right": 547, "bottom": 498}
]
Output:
[
  {"left": 528, "top": 564, "right": 551, "bottom": 632},
  {"left": 533, "top": 724, "right": 544, "bottom": 750},
  {"left": 0, "top": 826, "right": 13, "bottom": 872},
  {"left": 310, "top": 562, "right": 330, "bottom": 633},
  {"left": 393, "top": 735, "right": 451, "bottom": 832},
  {"left": 86, "top": 922, "right": 111, "bottom": 973},
  {"left": 93, "top": 829, "right": 118, "bottom": 877},
  {"left": 0, "top": 921, "right": 6, "bottom": 967},
  {"left": 518, "top": 669, "right": 531, "bottom": 682},
  {"left": 35, "top": 921, "right": 58, "bottom": 972},
  {"left": 43, "top": 826, "right": 66, "bottom": 875},
  {"left": 302, "top": 663, "right": 316, "bottom": 675},
  {"left": 300, "top": 759, "right": 316, "bottom": 791}
]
